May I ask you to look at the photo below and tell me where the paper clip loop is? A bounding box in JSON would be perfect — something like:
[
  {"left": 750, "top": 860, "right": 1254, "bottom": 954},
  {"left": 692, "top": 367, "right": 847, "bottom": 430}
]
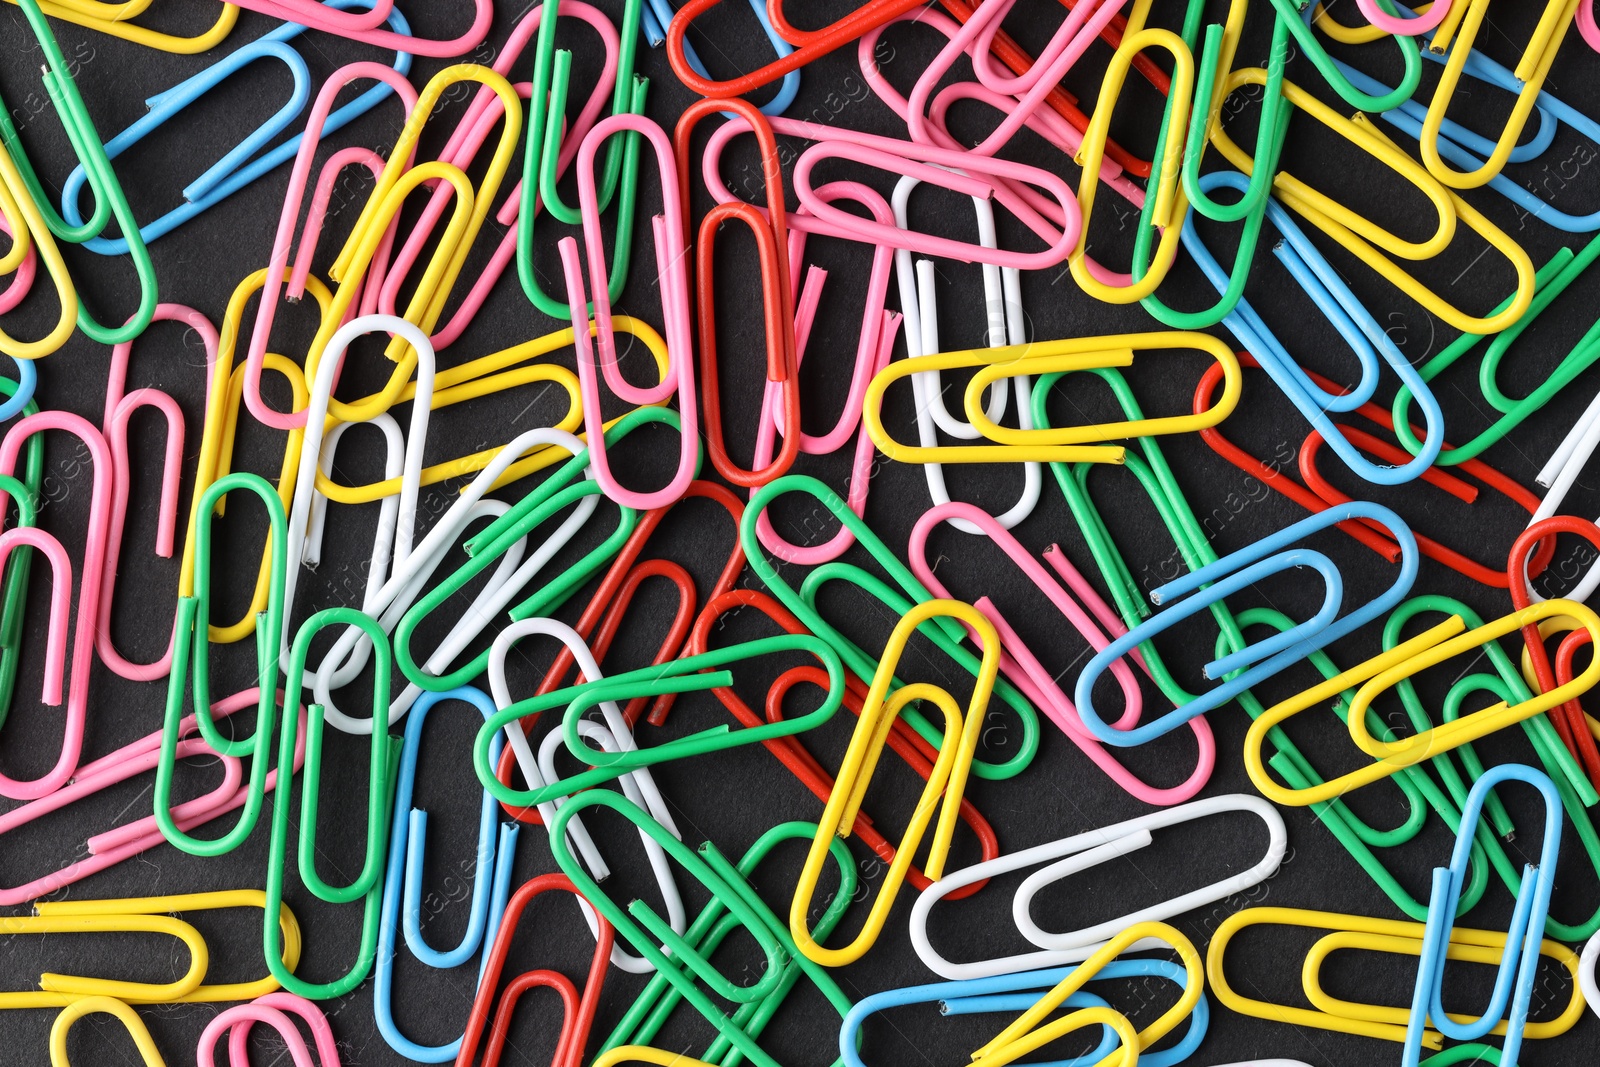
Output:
[
  {"left": 228, "top": 0, "right": 492, "bottom": 58},
  {"left": 912, "top": 795, "right": 1284, "bottom": 980},
  {"left": 1266, "top": 0, "right": 1422, "bottom": 112},
  {"left": 197, "top": 993, "right": 340, "bottom": 1067},
  {"left": 6, "top": 0, "right": 238, "bottom": 53},
  {"left": 0, "top": 908, "right": 207, "bottom": 1008},
  {"left": 1076, "top": 503, "right": 1419, "bottom": 747},
  {"left": 456, "top": 873, "right": 615, "bottom": 1067}
]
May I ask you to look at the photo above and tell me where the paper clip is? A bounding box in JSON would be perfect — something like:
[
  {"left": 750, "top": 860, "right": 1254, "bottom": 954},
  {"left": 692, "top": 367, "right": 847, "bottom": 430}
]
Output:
[
  {"left": 665, "top": 0, "right": 926, "bottom": 96},
  {"left": 559, "top": 115, "right": 698, "bottom": 508},
  {"left": 910, "top": 500, "right": 1215, "bottom": 806},
  {"left": 1207, "top": 907, "right": 1583, "bottom": 1046},
  {"left": 888, "top": 180, "right": 1041, "bottom": 534},
  {"left": 266, "top": 608, "right": 395, "bottom": 1001},
  {"left": 228, "top": 0, "right": 492, "bottom": 57},
  {"left": 912, "top": 795, "right": 1283, "bottom": 980},
  {"left": 1583, "top": 932, "right": 1600, "bottom": 1020},
  {"left": 1401, "top": 765, "right": 1563, "bottom": 1066},
  {"left": 3, "top": 689, "right": 304, "bottom": 905},
  {"left": 839, "top": 959, "right": 1200, "bottom": 1067},
  {"left": 4, "top": 0, "right": 238, "bottom": 53},
  {"left": 456, "top": 873, "right": 615, "bottom": 1067},
  {"left": 96, "top": 305, "right": 213, "bottom": 683},
  {"left": 0, "top": 0, "right": 157, "bottom": 345},
  {"left": 156, "top": 473, "right": 288, "bottom": 857},
  {"left": 1244, "top": 597, "right": 1600, "bottom": 806},
  {"left": 550, "top": 791, "right": 792, "bottom": 1067},
  {"left": 866, "top": 332, "right": 1240, "bottom": 465},
  {"left": 1210, "top": 67, "right": 1536, "bottom": 335},
  {"left": 686, "top": 589, "right": 1000, "bottom": 893},
  {"left": 1412, "top": 0, "right": 1575, "bottom": 189},
  {"left": 197, "top": 993, "right": 340, "bottom": 1067},
  {"left": 967, "top": 921, "right": 1204, "bottom": 1066},
  {"left": 376, "top": 686, "right": 518, "bottom": 1062},
  {"left": 0, "top": 908, "right": 207, "bottom": 1008},
  {"left": 788, "top": 600, "right": 996, "bottom": 967},
  {"left": 1075, "top": 503, "right": 1419, "bottom": 747},
  {"left": 58, "top": 5, "right": 414, "bottom": 254},
  {"left": 747, "top": 198, "right": 897, "bottom": 559},
  {"left": 40, "top": 890, "right": 300, "bottom": 1003},
  {"left": 600, "top": 821, "right": 856, "bottom": 1065},
  {"left": 474, "top": 632, "right": 846, "bottom": 810},
  {"left": 1266, "top": 0, "right": 1423, "bottom": 112},
  {"left": 1390, "top": 239, "right": 1595, "bottom": 466},
  {"left": 1066, "top": 21, "right": 1194, "bottom": 302},
  {"left": 0, "top": 413, "right": 109, "bottom": 800},
  {"left": 517, "top": 0, "right": 648, "bottom": 320},
  {"left": 50, "top": 997, "right": 165, "bottom": 1067},
  {"left": 241, "top": 62, "right": 418, "bottom": 429},
  {"left": 678, "top": 99, "right": 799, "bottom": 488},
  {"left": 1508, "top": 517, "right": 1600, "bottom": 787},
  {"left": 0, "top": 136, "right": 75, "bottom": 360},
  {"left": 1357, "top": 0, "right": 1457, "bottom": 32},
  {"left": 1183, "top": 170, "right": 1445, "bottom": 484},
  {"left": 743, "top": 474, "right": 1041, "bottom": 782}
]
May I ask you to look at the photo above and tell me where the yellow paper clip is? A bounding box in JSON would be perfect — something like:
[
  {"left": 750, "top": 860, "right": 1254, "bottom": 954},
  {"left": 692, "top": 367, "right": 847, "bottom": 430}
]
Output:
[
  {"left": 1069, "top": 24, "right": 1194, "bottom": 303},
  {"left": 0, "top": 911, "right": 207, "bottom": 1008},
  {"left": 973, "top": 921, "right": 1203, "bottom": 1065},
  {"left": 1211, "top": 68, "right": 1535, "bottom": 335},
  {"left": 36, "top": 890, "right": 300, "bottom": 1003},
  {"left": 1245, "top": 599, "right": 1600, "bottom": 807},
  {"left": 1207, "top": 907, "right": 1583, "bottom": 1046},
  {"left": 790, "top": 600, "right": 998, "bottom": 967},
  {"left": 865, "top": 332, "right": 1240, "bottom": 464},
  {"left": 1419, "top": 0, "right": 1579, "bottom": 189}
]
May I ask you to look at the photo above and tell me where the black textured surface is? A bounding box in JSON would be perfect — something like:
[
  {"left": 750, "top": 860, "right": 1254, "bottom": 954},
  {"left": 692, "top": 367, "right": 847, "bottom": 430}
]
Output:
[{"left": 1, "top": 1, "right": 1600, "bottom": 1064}]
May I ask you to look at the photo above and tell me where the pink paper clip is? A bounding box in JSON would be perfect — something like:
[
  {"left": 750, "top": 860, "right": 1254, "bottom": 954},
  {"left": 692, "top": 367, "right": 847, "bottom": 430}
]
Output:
[
  {"left": 559, "top": 114, "right": 698, "bottom": 509},
  {"left": 696, "top": 113, "right": 1080, "bottom": 268},
  {"left": 1582, "top": 0, "right": 1600, "bottom": 51},
  {"left": 97, "top": 305, "right": 216, "bottom": 683},
  {"left": 230, "top": 0, "right": 492, "bottom": 58},
  {"left": 903, "top": 0, "right": 1128, "bottom": 156},
  {"left": 199, "top": 991, "right": 340, "bottom": 1067},
  {"left": 244, "top": 63, "right": 419, "bottom": 430},
  {"left": 909, "top": 502, "right": 1214, "bottom": 805},
  {"left": 0, "top": 412, "right": 112, "bottom": 800},
  {"left": 0, "top": 690, "right": 305, "bottom": 906},
  {"left": 750, "top": 187, "right": 900, "bottom": 566}
]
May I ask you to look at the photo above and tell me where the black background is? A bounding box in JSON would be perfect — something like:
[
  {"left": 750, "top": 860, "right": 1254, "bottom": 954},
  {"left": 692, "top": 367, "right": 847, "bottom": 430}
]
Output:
[{"left": 2, "top": 0, "right": 1600, "bottom": 1064}]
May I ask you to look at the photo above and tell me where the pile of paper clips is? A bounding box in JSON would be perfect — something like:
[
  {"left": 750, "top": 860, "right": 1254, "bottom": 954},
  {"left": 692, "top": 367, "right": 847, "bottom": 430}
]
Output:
[{"left": 9, "top": 0, "right": 1600, "bottom": 1063}]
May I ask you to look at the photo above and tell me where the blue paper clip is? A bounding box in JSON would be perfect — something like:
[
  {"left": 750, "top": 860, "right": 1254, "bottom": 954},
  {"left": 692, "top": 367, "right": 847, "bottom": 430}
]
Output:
[
  {"left": 59, "top": 0, "right": 414, "bottom": 254},
  {"left": 1183, "top": 169, "right": 1446, "bottom": 484},
  {"left": 1074, "top": 503, "right": 1419, "bottom": 747},
  {"left": 1334, "top": 49, "right": 1600, "bottom": 233},
  {"left": 375, "top": 686, "right": 518, "bottom": 1063},
  {"left": 840, "top": 959, "right": 1208, "bottom": 1067},
  {"left": 1403, "top": 764, "right": 1563, "bottom": 1067},
  {"left": 639, "top": 0, "right": 800, "bottom": 114}
]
